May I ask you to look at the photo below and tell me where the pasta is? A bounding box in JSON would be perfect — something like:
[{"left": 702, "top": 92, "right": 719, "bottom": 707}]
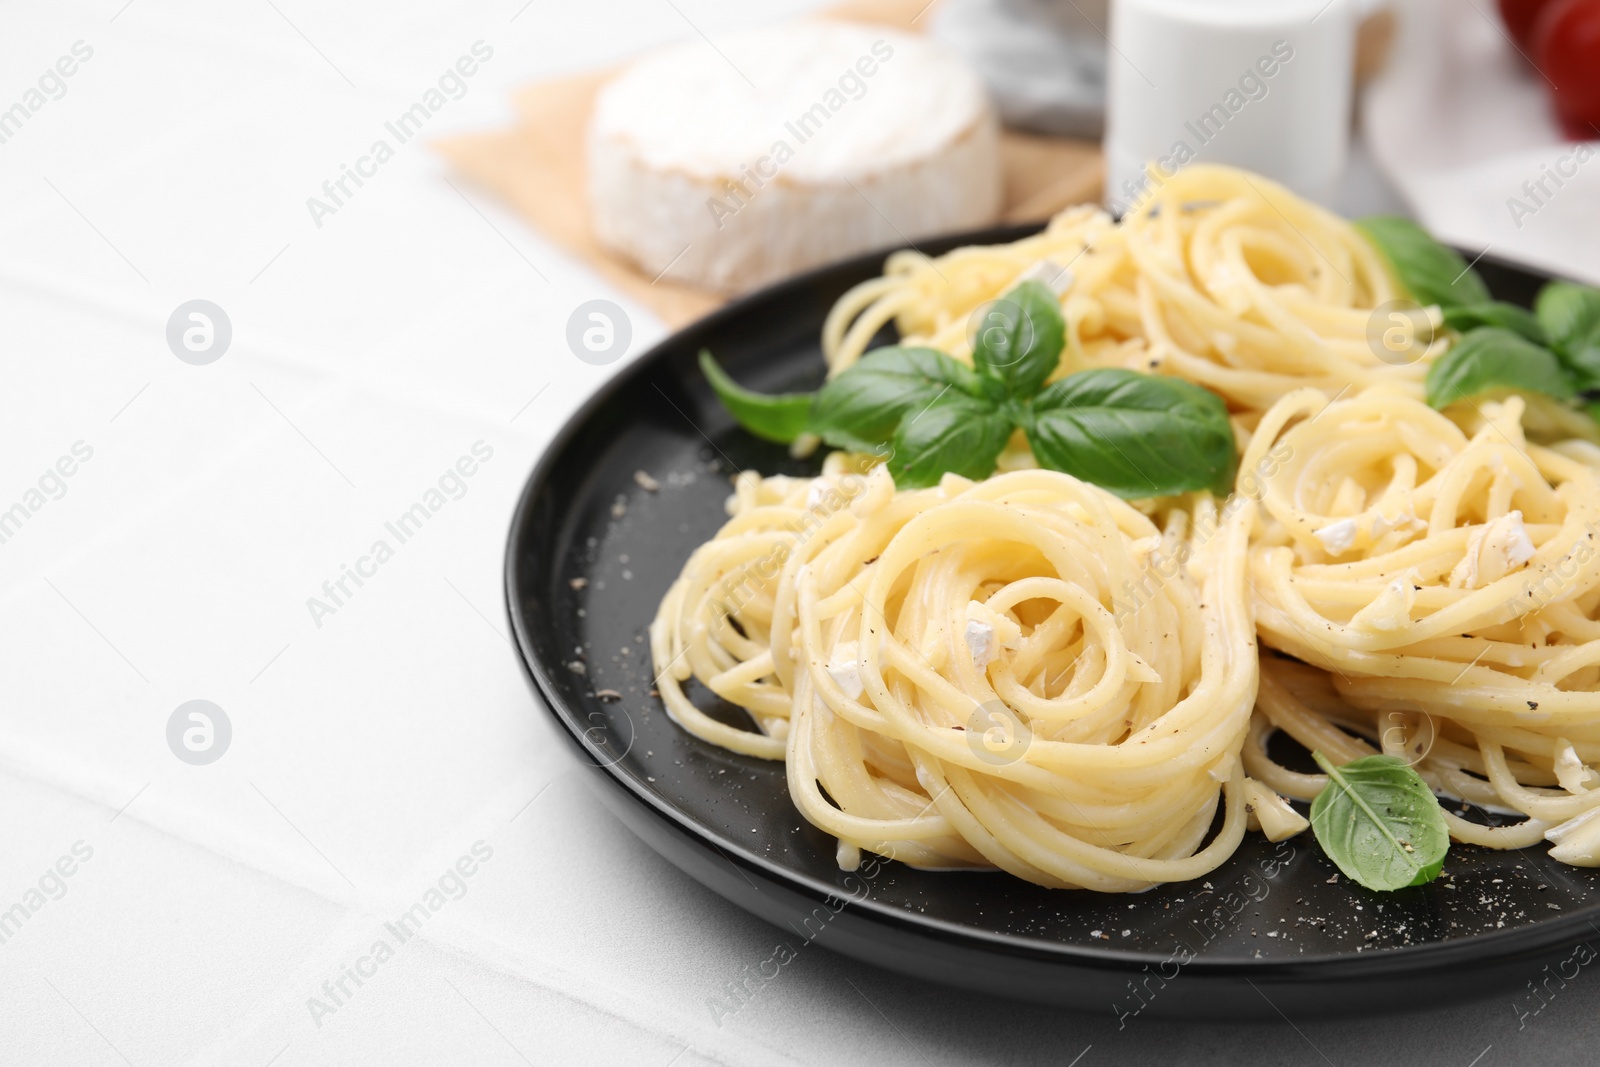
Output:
[
  {"left": 651, "top": 463, "right": 1262, "bottom": 890},
  {"left": 1241, "top": 387, "right": 1600, "bottom": 854},
  {"left": 823, "top": 164, "right": 1437, "bottom": 414},
  {"left": 651, "top": 162, "right": 1600, "bottom": 890}
]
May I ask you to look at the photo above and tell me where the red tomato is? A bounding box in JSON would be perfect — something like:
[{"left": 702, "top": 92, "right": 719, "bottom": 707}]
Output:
[
  {"left": 1500, "top": 0, "right": 1558, "bottom": 48},
  {"left": 1534, "top": 0, "right": 1600, "bottom": 139}
]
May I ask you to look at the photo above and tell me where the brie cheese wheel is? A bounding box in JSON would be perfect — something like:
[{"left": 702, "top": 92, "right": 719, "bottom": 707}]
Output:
[{"left": 587, "top": 22, "right": 1002, "bottom": 294}]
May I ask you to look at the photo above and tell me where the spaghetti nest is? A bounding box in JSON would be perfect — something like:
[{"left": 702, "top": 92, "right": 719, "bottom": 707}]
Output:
[
  {"left": 652, "top": 465, "right": 1261, "bottom": 891},
  {"left": 823, "top": 164, "right": 1431, "bottom": 414},
  {"left": 1240, "top": 387, "right": 1600, "bottom": 850},
  {"left": 653, "top": 162, "right": 1600, "bottom": 889}
]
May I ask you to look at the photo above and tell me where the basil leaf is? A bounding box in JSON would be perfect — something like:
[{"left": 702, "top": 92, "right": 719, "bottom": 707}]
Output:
[
  {"left": 1424, "top": 327, "right": 1574, "bottom": 408},
  {"left": 1023, "top": 369, "right": 1236, "bottom": 499},
  {"left": 1535, "top": 280, "right": 1600, "bottom": 357},
  {"left": 1561, "top": 347, "right": 1600, "bottom": 395},
  {"left": 1440, "top": 301, "right": 1546, "bottom": 346},
  {"left": 809, "top": 346, "right": 985, "bottom": 454},
  {"left": 888, "top": 391, "right": 1012, "bottom": 488},
  {"left": 1310, "top": 752, "right": 1449, "bottom": 892},
  {"left": 1532, "top": 283, "right": 1600, "bottom": 393},
  {"left": 971, "top": 280, "right": 1065, "bottom": 399},
  {"left": 699, "top": 351, "right": 812, "bottom": 444},
  {"left": 1357, "top": 216, "right": 1491, "bottom": 309}
]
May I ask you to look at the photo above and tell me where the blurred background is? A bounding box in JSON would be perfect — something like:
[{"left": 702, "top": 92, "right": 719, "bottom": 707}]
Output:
[{"left": 1, "top": 0, "right": 1597, "bottom": 1064}]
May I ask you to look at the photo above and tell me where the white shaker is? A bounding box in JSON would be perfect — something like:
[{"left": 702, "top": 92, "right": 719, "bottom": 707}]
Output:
[{"left": 1104, "top": 0, "right": 1357, "bottom": 213}]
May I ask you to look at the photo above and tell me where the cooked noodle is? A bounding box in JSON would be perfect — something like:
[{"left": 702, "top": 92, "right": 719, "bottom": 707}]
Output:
[
  {"left": 1241, "top": 387, "right": 1600, "bottom": 852},
  {"left": 651, "top": 465, "right": 1260, "bottom": 890},
  {"left": 650, "top": 163, "right": 1600, "bottom": 889},
  {"left": 824, "top": 164, "right": 1438, "bottom": 414}
]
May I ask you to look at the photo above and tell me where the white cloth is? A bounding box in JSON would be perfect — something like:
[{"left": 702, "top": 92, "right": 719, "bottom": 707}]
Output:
[
  {"left": 1364, "top": 0, "right": 1600, "bottom": 284},
  {"left": 2, "top": 1, "right": 1597, "bottom": 1064}
]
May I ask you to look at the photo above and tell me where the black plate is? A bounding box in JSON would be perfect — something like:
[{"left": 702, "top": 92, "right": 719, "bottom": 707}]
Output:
[{"left": 504, "top": 225, "right": 1600, "bottom": 1019}]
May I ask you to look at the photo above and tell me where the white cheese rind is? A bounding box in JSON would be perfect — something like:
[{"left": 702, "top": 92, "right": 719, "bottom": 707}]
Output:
[{"left": 587, "top": 22, "right": 1002, "bottom": 294}]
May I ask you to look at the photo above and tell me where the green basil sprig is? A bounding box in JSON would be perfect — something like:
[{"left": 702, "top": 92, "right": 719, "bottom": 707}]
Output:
[
  {"left": 1536, "top": 281, "right": 1600, "bottom": 391},
  {"left": 1026, "top": 371, "right": 1237, "bottom": 498},
  {"left": 1357, "top": 216, "right": 1491, "bottom": 309},
  {"left": 1536, "top": 280, "right": 1600, "bottom": 354},
  {"left": 697, "top": 351, "right": 812, "bottom": 443},
  {"left": 702, "top": 280, "right": 1237, "bottom": 496},
  {"left": 807, "top": 346, "right": 989, "bottom": 455},
  {"left": 1310, "top": 752, "right": 1449, "bottom": 892},
  {"left": 1425, "top": 328, "right": 1573, "bottom": 409},
  {"left": 1439, "top": 302, "right": 1545, "bottom": 345},
  {"left": 970, "top": 280, "right": 1064, "bottom": 398},
  {"left": 1360, "top": 215, "right": 1600, "bottom": 415},
  {"left": 889, "top": 390, "right": 1016, "bottom": 486}
]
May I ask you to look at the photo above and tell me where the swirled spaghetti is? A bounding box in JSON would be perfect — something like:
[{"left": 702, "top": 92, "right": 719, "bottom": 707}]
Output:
[
  {"left": 1240, "top": 387, "right": 1600, "bottom": 857},
  {"left": 823, "top": 164, "right": 1435, "bottom": 414},
  {"left": 651, "top": 161, "right": 1600, "bottom": 890},
  {"left": 652, "top": 465, "right": 1267, "bottom": 890}
]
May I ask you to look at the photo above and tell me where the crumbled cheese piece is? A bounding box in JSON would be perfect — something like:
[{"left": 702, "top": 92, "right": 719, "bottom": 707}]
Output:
[
  {"left": 1013, "top": 258, "right": 1074, "bottom": 297},
  {"left": 1243, "top": 778, "right": 1310, "bottom": 841},
  {"left": 1449, "top": 511, "right": 1535, "bottom": 589},
  {"left": 1369, "top": 505, "right": 1424, "bottom": 541},
  {"left": 836, "top": 841, "right": 862, "bottom": 871},
  {"left": 826, "top": 641, "right": 865, "bottom": 699},
  {"left": 805, "top": 478, "right": 830, "bottom": 511},
  {"left": 965, "top": 619, "right": 997, "bottom": 671},
  {"left": 1313, "top": 518, "right": 1358, "bottom": 555},
  {"left": 1505, "top": 514, "right": 1537, "bottom": 566},
  {"left": 964, "top": 601, "right": 1022, "bottom": 660}
]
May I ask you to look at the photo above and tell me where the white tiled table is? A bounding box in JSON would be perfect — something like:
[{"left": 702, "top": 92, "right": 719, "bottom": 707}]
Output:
[{"left": 1, "top": 2, "right": 1595, "bottom": 1063}]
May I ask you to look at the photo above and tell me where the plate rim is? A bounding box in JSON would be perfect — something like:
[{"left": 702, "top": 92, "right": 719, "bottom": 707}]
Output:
[{"left": 503, "top": 223, "right": 1600, "bottom": 981}]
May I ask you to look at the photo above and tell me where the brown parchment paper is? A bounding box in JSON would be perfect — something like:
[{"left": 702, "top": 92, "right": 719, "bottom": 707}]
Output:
[{"left": 433, "top": 0, "right": 1103, "bottom": 328}]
